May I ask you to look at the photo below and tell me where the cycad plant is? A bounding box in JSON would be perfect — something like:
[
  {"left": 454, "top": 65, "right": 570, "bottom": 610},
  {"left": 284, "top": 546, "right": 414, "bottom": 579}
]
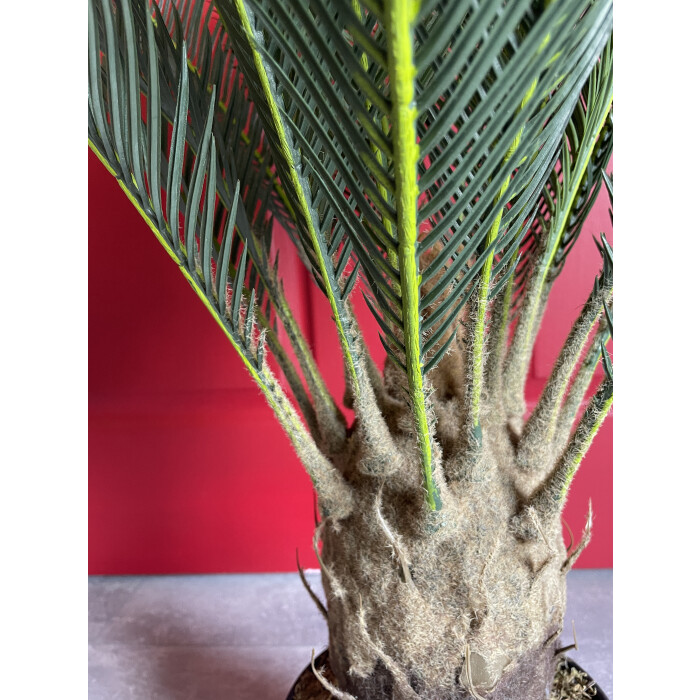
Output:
[{"left": 88, "top": 0, "right": 613, "bottom": 698}]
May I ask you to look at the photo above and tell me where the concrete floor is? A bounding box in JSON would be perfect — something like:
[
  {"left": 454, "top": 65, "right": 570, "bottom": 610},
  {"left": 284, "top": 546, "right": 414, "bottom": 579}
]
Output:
[{"left": 88, "top": 569, "right": 612, "bottom": 699}]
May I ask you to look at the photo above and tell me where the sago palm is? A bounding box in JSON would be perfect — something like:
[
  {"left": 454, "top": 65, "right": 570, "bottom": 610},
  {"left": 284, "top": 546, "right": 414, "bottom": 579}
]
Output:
[{"left": 88, "top": 0, "right": 613, "bottom": 697}]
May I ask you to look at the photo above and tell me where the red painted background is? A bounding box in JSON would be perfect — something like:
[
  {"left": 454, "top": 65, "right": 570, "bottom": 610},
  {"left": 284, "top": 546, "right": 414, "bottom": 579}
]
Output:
[{"left": 89, "top": 148, "right": 612, "bottom": 574}]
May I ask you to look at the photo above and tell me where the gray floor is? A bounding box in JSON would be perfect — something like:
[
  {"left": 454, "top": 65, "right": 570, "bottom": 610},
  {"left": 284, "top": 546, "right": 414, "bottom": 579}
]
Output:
[{"left": 89, "top": 569, "right": 612, "bottom": 699}]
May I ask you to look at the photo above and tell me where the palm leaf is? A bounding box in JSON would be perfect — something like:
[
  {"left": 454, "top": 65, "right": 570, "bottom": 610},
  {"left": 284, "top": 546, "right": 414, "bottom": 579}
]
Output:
[
  {"left": 511, "top": 37, "right": 613, "bottom": 321},
  {"left": 161, "top": 0, "right": 296, "bottom": 234},
  {"left": 89, "top": 0, "right": 357, "bottom": 512},
  {"left": 89, "top": 0, "right": 288, "bottom": 423},
  {"left": 497, "top": 33, "right": 612, "bottom": 420},
  {"left": 217, "top": 0, "right": 612, "bottom": 509}
]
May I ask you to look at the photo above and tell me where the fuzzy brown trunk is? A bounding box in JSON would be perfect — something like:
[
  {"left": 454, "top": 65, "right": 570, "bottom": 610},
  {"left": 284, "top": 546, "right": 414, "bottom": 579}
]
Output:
[
  {"left": 302, "top": 316, "right": 587, "bottom": 700},
  {"left": 316, "top": 435, "right": 569, "bottom": 700},
  {"left": 331, "top": 643, "right": 558, "bottom": 700}
]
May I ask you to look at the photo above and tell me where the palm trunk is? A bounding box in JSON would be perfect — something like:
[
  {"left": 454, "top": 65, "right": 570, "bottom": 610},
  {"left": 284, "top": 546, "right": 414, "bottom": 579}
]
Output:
[{"left": 311, "top": 391, "right": 571, "bottom": 700}]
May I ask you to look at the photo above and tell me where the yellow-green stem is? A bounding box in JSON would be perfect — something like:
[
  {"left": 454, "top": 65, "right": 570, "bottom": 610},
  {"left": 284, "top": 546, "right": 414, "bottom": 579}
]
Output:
[
  {"left": 386, "top": 0, "right": 441, "bottom": 511},
  {"left": 559, "top": 392, "right": 612, "bottom": 500}
]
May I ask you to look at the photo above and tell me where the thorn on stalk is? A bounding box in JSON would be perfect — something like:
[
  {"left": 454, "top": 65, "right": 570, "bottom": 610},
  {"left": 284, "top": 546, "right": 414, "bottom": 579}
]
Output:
[
  {"left": 296, "top": 548, "right": 328, "bottom": 621},
  {"left": 556, "top": 619, "right": 579, "bottom": 656},
  {"left": 544, "top": 626, "right": 564, "bottom": 649},
  {"left": 313, "top": 492, "right": 320, "bottom": 529},
  {"left": 562, "top": 517, "right": 575, "bottom": 553},
  {"left": 562, "top": 501, "right": 594, "bottom": 572}
]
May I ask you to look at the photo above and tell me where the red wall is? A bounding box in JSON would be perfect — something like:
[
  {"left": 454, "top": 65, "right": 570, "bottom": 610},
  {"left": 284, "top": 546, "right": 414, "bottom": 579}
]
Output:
[{"left": 89, "top": 148, "right": 612, "bottom": 573}]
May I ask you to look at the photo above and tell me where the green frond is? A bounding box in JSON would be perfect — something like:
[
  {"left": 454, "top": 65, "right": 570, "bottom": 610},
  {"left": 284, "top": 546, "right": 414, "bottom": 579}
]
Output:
[
  {"left": 92, "top": 0, "right": 355, "bottom": 458},
  {"left": 602, "top": 169, "right": 613, "bottom": 210},
  {"left": 90, "top": 0, "right": 273, "bottom": 360},
  {"left": 218, "top": 0, "right": 370, "bottom": 404},
  {"left": 216, "top": 0, "right": 612, "bottom": 508},
  {"left": 503, "top": 32, "right": 613, "bottom": 418},
  {"left": 88, "top": 0, "right": 355, "bottom": 502},
  {"left": 161, "top": 0, "right": 296, "bottom": 232},
  {"left": 510, "top": 35, "right": 612, "bottom": 319}
]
